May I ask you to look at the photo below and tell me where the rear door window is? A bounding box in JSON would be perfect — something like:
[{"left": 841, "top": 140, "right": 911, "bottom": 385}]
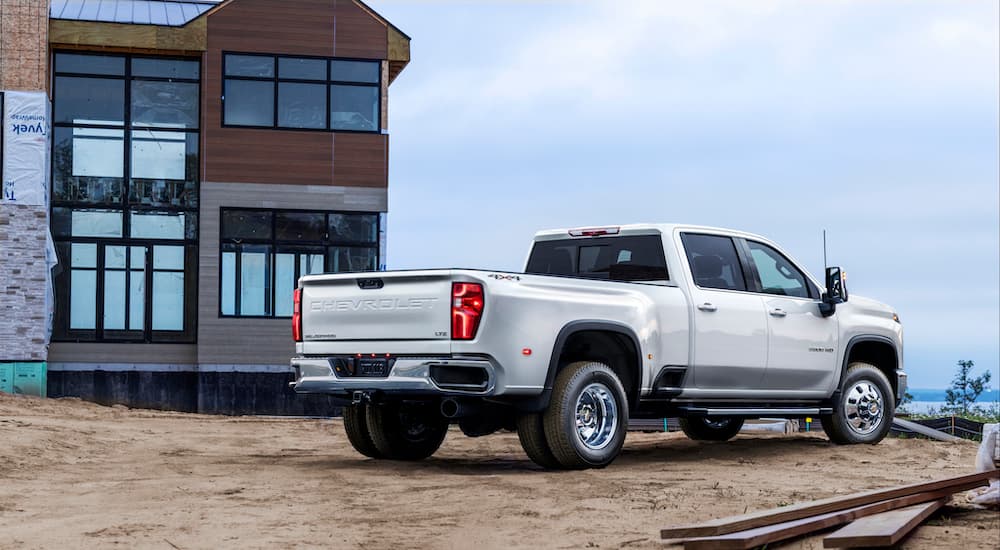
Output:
[
  {"left": 680, "top": 233, "right": 747, "bottom": 291},
  {"left": 526, "top": 235, "right": 669, "bottom": 282}
]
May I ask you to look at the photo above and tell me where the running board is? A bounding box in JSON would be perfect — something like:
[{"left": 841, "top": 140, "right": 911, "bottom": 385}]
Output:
[{"left": 677, "top": 406, "right": 833, "bottom": 416}]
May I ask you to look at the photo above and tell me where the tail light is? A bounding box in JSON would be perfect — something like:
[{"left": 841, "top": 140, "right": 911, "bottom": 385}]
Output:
[
  {"left": 452, "top": 283, "right": 484, "bottom": 340},
  {"left": 292, "top": 288, "right": 303, "bottom": 342}
]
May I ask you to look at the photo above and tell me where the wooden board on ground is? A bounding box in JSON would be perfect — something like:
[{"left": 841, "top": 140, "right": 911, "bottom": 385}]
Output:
[
  {"left": 680, "top": 491, "right": 952, "bottom": 550},
  {"left": 661, "top": 470, "right": 998, "bottom": 539},
  {"left": 822, "top": 499, "right": 946, "bottom": 548},
  {"left": 892, "top": 417, "right": 962, "bottom": 442}
]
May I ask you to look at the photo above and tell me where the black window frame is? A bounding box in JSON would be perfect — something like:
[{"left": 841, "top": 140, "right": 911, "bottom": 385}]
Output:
[
  {"left": 219, "top": 207, "right": 381, "bottom": 319},
  {"left": 50, "top": 51, "right": 201, "bottom": 344},
  {"left": 221, "top": 51, "right": 382, "bottom": 133}
]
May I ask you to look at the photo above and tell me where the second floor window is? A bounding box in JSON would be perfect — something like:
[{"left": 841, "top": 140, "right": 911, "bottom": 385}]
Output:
[{"left": 222, "top": 53, "right": 380, "bottom": 132}]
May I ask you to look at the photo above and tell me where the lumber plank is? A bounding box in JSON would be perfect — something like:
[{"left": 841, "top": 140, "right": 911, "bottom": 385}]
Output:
[
  {"left": 681, "top": 490, "right": 953, "bottom": 550},
  {"left": 661, "top": 470, "right": 997, "bottom": 539},
  {"left": 892, "top": 417, "right": 962, "bottom": 442},
  {"left": 822, "top": 499, "right": 946, "bottom": 548}
]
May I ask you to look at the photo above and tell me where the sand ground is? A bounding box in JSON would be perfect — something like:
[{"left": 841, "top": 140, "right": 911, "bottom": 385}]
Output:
[{"left": 1, "top": 394, "right": 996, "bottom": 549}]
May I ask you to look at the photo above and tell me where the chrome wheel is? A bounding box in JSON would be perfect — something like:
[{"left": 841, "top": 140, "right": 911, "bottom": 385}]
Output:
[
  {"left": 575, "top": 382, "right": 618, "bottom": 450},
  {"left": 844, "top": 380, "right": 885, "bottom": 436}
]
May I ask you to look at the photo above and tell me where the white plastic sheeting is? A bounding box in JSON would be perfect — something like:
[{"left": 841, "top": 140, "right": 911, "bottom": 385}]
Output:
[
  {"left": 968, "top": 423, "right": 1000, "bottom": 507},
  {"left": 2, "top": 91, "right": 50, "bottom": 205}
]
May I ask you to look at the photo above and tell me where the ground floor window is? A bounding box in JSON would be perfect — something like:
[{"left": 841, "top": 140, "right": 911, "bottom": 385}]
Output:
[
  {"left": 219, "top": 208, "right": 380, "bottom": 318},
  {"left": 52, "top": 209, "right": 198, "bottom": 343}
]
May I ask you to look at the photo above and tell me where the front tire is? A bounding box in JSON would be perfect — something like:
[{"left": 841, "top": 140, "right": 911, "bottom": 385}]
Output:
[
  {"left": 821, "top": 362, "right": 894, "bottom": 445},
  {"left": 543, "top": 361, "right": 629, "bottom": 469},
  {"left": 679, "top": 416, "right": 744, "bottom": 441},
  {"left": 366, "top": 400, "right": 449, "bottom": 460}
]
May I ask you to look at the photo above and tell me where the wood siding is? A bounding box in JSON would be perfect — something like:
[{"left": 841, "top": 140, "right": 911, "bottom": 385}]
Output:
[
  {"left": 196, "top": 181, "right": 386, "bottom": 365},
  {"left": 203, "top": 0, "right": 389, "bottom": 187},
  {"left": 49, "top": 18, "right": 208, "bottom": 53},
  {"left": 49, "top": 343, "right": 197, "bottom": 364}
]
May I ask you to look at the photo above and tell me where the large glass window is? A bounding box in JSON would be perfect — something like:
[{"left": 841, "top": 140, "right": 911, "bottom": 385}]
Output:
[
  {"left": 220, "top": 208, "right": 380, "bottom": 318},
  {"left": 222, "top": 53, "right": 381, "bottom": 132},
  {"left": 51, "top": 52, "right": 200, "bottom": 343}
]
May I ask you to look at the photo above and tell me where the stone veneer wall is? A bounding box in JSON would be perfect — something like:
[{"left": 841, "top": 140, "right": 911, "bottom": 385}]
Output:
[
  {"left": 0, "top": 205, "right": 48, "bottom": 360},
  {"left": 1, "top": 0, "right": 49, "bottom": 361}
]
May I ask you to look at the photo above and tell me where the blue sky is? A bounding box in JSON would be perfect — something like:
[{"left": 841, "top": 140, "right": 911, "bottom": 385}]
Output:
[{"left": 369, "top": 1, "right": 999, "bottom": 389}]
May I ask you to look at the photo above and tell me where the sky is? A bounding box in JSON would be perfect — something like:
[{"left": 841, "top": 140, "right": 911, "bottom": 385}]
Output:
[{"left": 368, "top": 0, "right": 1000, "bottom": 389}]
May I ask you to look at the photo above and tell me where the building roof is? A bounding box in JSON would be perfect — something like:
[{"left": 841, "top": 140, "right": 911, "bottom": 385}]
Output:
[{"left": 50, "top": 0, "right": 223, "bottom": 27}]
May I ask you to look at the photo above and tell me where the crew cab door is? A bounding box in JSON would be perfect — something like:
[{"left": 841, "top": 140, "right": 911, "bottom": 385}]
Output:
[
  {"left": 679, "top": 233, "right": 768, "bottom": 390},
  {"left": 740, "top": 239, "right": 838, "bottom": 392}
]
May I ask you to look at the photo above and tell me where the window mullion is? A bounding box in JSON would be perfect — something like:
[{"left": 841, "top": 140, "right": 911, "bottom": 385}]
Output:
[{"left": 95, "top": 243, "right": 106, "bottom": 339}]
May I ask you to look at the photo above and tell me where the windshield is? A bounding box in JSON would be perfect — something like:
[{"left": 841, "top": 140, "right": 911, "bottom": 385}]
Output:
[{"left": 525, "top": 235, "right": 669, "bottom": 282}]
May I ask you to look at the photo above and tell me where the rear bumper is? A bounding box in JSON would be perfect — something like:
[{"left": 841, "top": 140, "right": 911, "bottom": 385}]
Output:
[{"left": 290, "top": 355, "right": 500, "bottom": 397}]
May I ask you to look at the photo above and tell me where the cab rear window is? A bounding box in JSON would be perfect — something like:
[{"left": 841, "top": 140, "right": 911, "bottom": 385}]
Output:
[{"left": 525, "top": 236, "right": 669, "bottom": 282}]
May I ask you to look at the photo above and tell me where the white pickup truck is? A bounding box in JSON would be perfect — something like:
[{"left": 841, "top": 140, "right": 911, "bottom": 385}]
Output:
[{"left": 291, "top": 224, "right": 905, "bottom": 469}]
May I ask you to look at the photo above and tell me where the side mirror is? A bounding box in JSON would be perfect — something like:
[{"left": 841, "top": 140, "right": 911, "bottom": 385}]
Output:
[
  {"left": 826, "top": 266, "right": 848, "bottom": 303},
  {"left": 819, "top": 266, "right": 848, "bottom": 317}
]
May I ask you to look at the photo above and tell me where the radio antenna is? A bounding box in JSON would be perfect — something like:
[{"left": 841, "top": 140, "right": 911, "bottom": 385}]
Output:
[{"left": 823, "top": 229, "right": 828, "bottom": 270}]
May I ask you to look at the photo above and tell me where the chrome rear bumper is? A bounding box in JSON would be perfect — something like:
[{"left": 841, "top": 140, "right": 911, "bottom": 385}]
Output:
[{"left": 290, "top": 356, "right": 497, "bottom": 396}]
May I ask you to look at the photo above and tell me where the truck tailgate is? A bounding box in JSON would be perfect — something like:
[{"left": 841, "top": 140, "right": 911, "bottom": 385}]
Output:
[{"left": 300, "top": 271, "right": 453, "bottom": 341}]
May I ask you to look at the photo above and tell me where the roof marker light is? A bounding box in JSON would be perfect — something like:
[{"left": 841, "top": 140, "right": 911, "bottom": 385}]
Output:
[{"left": 568, "top": 226, "right": 620, "bottom": 237}]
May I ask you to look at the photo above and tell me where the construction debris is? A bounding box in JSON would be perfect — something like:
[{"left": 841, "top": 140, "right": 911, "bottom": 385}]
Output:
[
  {"left": 892, "top": 417, "right": 962, "bottom": 442},
  {"left": 822, "top": 499, "right": 946, "bottom": 548},
  {"left": 661, "top": 470, "right": 999, "bottom": 548}
]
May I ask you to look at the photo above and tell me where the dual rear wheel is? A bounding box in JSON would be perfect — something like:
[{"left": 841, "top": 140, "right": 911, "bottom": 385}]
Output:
[
  {"left": 342, "top": 400, "right": 449, "bottom": 461},
  {"left": 517, "top": 361, "right": 630, "bottom": 469}
]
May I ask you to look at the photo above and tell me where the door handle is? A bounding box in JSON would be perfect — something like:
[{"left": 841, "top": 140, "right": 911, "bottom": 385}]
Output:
[
  {"left": 769, "top": 308, "right": 787, "bottom": 317},
  {"left": 697, "top": 302, "right": 717, "bottom": 312}
]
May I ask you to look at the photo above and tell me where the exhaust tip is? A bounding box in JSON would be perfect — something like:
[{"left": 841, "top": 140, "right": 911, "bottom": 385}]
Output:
[{"left": 440, "top": 398, "right": 460, "bottom": 418}]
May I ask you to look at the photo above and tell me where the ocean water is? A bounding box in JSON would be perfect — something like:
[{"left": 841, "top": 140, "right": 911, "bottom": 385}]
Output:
[{"left": 901, "top": 388, "right": 999, "bottom": 415}]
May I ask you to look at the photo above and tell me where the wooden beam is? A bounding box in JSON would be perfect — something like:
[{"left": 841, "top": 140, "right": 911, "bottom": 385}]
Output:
[
  {"left": 892, "top": 417, "right": 962, "bottom": 442},
  {"left": 681, "top": 491, "right": 952, "bottom": 550},
  {"left": 822, "top": 499, "right": 946, "bottom": 548},
  {"left": 661, "top": 470, "right": 997, "bottom": 539},
  {"left": 49, "top": 18, "right": 207, "bottom": 52}
]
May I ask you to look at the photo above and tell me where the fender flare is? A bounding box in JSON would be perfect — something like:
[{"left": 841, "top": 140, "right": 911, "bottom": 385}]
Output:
[
  {"left": 836, "top": 334, "right": 902, "bottom": 400},
  {"left": 541, "top": 320, "right": 644, "bottom": 409}
]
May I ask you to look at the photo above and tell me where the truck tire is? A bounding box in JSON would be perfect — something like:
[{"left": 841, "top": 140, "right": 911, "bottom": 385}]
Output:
[
  {"left": 516, "top": 412, "right": 562, "bottom": 469},
  {"left": 679, "top": 416, "right": 744, "bottom": 441},
  {"left": 343, "top": 403, "right": 383, "bottom": 458},
  {"left": 821, "top": 362, "right": 895, "bottom": 445},
  {"left": 543, "top": 361, "right": 629, "bottom": 469},
  {"left": 366, "top": 400, "right": 449, "bottom": 461}
]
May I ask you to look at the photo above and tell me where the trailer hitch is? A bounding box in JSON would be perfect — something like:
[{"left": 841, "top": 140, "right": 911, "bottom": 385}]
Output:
[{"left": 352, "top": 390, "right": 374, "bottom": 405}]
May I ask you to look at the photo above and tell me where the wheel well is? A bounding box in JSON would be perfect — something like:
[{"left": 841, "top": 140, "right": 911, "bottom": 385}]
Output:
[
  {"left": 555, "top": 330, "right": 640, "bottom": 411},
  {"left": 847, "top": 340, "right": 899, "bottom": 397}
]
